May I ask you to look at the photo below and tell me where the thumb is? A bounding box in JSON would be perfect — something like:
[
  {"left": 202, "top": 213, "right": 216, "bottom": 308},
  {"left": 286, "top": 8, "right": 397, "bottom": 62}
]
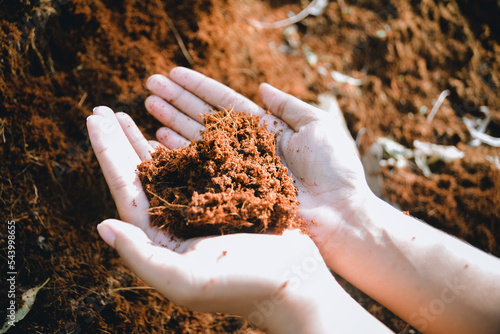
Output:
[
  {"left": 258, "top": 83, "right": 319, "bottom": 132},
  {"left": 97, "top": 219, "right": 188, "bottom": 300}
]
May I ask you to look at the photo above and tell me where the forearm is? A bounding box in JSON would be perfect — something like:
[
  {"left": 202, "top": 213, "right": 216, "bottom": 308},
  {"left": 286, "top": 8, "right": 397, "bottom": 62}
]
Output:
[{"left": 313, "top": 194, "right": 500, "bottom": 333}]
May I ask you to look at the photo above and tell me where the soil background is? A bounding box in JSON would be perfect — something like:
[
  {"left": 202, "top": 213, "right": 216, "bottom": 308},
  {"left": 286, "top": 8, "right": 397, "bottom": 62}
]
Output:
[{"left": 0, "top": 0, "right": 499, "bottom": 333}]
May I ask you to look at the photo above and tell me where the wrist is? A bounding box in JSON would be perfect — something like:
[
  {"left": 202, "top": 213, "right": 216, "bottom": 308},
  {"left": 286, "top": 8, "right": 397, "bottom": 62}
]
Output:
[
  {"left": 305, "top": 188, "right": 412, "bottom": 275},
  {"left": 303, "top": 187, "right": 379, "bottom": 256},
  {"left": 256, "top": 268, "right": 391, "bottom": 334},
  {"left": 251, "top": 261, "right": 338, "bottom": 334},
  {"left": 250, "top": 255, "right": 392, "bottom": 334}
]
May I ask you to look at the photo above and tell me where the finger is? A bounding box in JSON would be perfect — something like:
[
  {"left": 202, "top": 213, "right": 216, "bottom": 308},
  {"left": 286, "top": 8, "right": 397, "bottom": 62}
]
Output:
[
  {"left": 116, "top": 112, "right": 155, "bottom": 161},
  {"left": 259, "top": 83, "right": 320, "bottom": 132},
  {"left": 92, "top": 105, "right": 123, "bottom": 130},
  {"left": 146, "top": 74, "right": 214, "bottom": 123},
  {"left": 156, "top": 127, "right": 191, "bottom": 149},
  {"left": 169, "top": 67, "right": 266, "bottom": 116},
  {"left": 97, "top": 219, "right": 190, "bottom": 301},
  {"left": 87, "top": 107, "right": 150, "bottom": 231},
  {"left": 148, "top": 140, "right": 163, "bottom": 150},
  {"left": 145, "top": 95, "right": 204, "bottom": 140}
]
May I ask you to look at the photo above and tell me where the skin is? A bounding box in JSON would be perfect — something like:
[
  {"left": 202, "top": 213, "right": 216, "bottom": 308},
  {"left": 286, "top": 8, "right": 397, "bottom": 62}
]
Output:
[
  {"left": 87, "top": 67, "right": 500, "bottom": 333},
  {"left": 87, "top": 73, "right": 390, "bottom": 332}
]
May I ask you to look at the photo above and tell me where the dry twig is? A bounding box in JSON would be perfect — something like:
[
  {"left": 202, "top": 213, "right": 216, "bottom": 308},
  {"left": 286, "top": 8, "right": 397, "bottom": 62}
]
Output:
[
  {"left": 249, "top": 0, "right": 328, "bottom": 29},
  {"left": 427, "top": 89, "right": 450, "bottom": 122}
]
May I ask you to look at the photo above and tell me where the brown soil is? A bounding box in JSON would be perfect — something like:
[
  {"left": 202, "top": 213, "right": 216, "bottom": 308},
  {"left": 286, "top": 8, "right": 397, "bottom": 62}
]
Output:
[
  {"left": 138, "top": 109, "right": 302, "bottom": 239},
  {"left": 0, "top": 0, "right": 498, "bottom": 333}
]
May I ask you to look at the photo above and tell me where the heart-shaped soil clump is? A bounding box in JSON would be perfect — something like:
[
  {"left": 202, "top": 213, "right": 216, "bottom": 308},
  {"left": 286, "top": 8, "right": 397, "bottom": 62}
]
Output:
[{"left": 138, "top": 109, "right": 304, "bottom": 239}]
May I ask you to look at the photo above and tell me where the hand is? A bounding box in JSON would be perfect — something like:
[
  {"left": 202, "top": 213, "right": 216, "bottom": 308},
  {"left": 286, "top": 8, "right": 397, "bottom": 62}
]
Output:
[
  {"left": 86, "top": 77, "right": 391, "bottom": 334},
  {"left": 86, "top": 104, "right": 348, "bottom": 333},
  {"left": 144, "top": 67, "right": 371, "bottom": 251},
  {"left": 96, "top": 220, "right": 355, "bottom": 334}
]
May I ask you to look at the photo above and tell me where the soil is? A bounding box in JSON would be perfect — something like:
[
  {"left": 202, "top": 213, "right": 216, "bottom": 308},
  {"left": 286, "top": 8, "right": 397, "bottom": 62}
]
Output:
[
  {"left": 0, "top": 0, "right": 498, "bottom": 333},
  {"left": 138, "top": 109, "right": 303, "bottom": 239}
]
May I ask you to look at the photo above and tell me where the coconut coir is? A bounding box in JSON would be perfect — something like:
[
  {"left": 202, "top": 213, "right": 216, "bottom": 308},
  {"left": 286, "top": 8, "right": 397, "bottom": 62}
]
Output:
[{"left": 138, "top": 109, "right": 304, "bottom": 239}]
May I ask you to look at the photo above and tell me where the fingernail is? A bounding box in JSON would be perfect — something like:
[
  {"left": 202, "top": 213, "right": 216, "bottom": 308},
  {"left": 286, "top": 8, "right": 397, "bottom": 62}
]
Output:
[
  {"left": 145, "top": 75, "right": 156, "bottom": 89},
  {"left": 97, "top": 222, "right": 116, "bottom": 247}
]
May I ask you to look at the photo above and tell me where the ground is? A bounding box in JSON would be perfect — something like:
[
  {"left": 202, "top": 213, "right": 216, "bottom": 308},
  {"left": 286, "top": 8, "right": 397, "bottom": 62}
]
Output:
[{"left": 0, "top": 0, "right": 499, "bottom": 333}]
